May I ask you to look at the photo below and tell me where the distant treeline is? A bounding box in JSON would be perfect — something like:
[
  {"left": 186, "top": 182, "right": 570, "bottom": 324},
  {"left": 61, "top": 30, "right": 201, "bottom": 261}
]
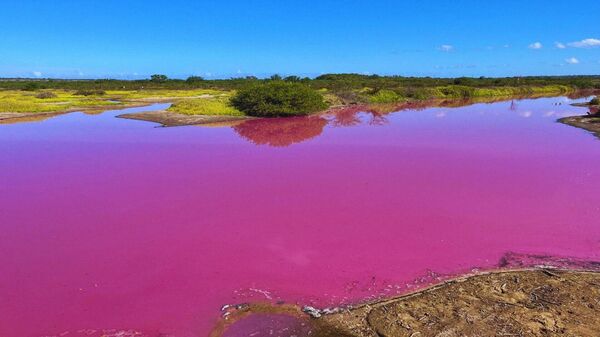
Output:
[{"left": 1, "top": 74, "right": 599, "bottom": 92}]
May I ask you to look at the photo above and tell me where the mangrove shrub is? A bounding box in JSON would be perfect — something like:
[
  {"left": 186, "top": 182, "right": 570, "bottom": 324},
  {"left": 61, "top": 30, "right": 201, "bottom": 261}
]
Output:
[{"left": 231, "top": 82, "right": 328, "bottom": 117}]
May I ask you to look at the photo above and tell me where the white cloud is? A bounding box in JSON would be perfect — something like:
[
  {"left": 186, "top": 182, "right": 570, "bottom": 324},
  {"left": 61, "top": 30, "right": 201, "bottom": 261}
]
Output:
[
  {"left": 555, "top": 42, "right": 566, "bottom": 49},
  {"left": 565, "top": 57, "right": 579, "bottom": 64},
  {"left": 528, "top": 42, "right": 543, "bottom": 49},
  {"left": 568, "top": 38, "right": 600, "bottom": 48},
  {"left": 439, "top": 44, "right": 454, "bottom": 52},
  {"left": 32, "top": 71, "right": 42, "bottom": 77}
]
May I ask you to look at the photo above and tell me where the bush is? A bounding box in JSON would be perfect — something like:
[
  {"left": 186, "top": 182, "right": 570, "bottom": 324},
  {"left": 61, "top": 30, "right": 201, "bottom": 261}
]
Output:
[
  {"left": 368, "top": 89, "right": 403, "bottom": 103},
  {"left": 35, "top": 91, "right": 57, "bottom": 99},
  {"left": 74, "top": 89, "right": 105, "bottom": 96},
  {"left": 231, "top": 82, "right": 328, "bottom": 117},
  {"left": 22, "top": 83, "right": 41, "bottom": 91},
  {"left": 150, "top": 74, "right": 168, "bottom": 82},
  {"left": 590, "top": 97, "right": 599, "bottom": 105},
  {"left": 186, "top": 76, "right": 204, "bottom": 83}
]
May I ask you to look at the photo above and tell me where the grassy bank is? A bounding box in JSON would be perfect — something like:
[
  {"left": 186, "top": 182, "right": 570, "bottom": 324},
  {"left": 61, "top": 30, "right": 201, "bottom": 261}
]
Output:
[
  {"left": 0, "top": 90, "right": 119, "bottom": 113},
  {"left": 167, "top": 96, "right": 244, "bottom": 116},
  {"left": 0, "top": 88, "right": 231, "bottom": 114}
]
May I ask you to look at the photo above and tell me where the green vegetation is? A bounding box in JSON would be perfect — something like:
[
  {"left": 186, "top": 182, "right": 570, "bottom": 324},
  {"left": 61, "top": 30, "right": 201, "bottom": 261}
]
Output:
[
  {"left": 0, "top": 74, "right": 598, "bottom": 116},
  {"left": 150, "top": 74, "right": 168, "bottom": 82},
  {"left": 167, "top": 96, "right": 243, "bottom": 116},
  {"left": 231, "top": 82, "right": 328, "bottom": 117},
  {"left": 0, "top": 90, "right": 120, "bottom": 113},
  {"left": 590, "top": 97, "right": 599, "bottom": 105},
  {"left": 74, "top": 89, "right": 105, "bottom": 96},
  {"left": 368, "top": 89, "right": 404, "bottom": 103}
]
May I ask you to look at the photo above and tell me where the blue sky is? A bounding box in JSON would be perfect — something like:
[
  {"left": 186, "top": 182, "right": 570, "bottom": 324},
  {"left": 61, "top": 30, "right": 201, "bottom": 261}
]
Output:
[{"left": 1, "top": 0, "right": 599, "bottom": 79}]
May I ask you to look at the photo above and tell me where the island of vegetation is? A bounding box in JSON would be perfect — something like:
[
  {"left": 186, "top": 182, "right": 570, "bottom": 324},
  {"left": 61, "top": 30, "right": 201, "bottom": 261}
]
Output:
[{"left": 1, "top": 74, "right": 599, "bottom": 126}]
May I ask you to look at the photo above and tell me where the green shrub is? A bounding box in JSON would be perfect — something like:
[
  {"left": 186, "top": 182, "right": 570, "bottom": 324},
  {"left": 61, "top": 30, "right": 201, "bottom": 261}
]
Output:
[
  {"left": 231, "top": 82, "right": 328, "bottom": 117},
  {"left": 150, "top": 74, "right": 168, "bottom": 82},
  {"left": 22, "top": 83, "right": 41, "bottom": 91},
  {"left": 74, "top": 89, "right": 105, "bottom": 96},
  {"left": 590, "top": 97, "right": 599, "bottom": 105},
  {"left": 438, "top": 85, "right": 476, "bottom": 98},
  {"left": 368, "top": 89, "right": 403, "bottom": 103},
  {"left": 186, "top": 76, "right": 204, "bottom": 83}
]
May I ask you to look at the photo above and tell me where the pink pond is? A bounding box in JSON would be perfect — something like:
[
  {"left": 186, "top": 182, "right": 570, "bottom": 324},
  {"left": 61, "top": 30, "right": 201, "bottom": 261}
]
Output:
[{"left": 1, "top": 97, "right": 600, "bottom": 337}]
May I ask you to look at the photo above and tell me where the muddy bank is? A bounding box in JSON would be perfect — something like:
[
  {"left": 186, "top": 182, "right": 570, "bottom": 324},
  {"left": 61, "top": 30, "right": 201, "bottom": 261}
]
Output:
[
  {"left": 558, "top": 115, "right": 600, "bottom": 139},
  {"left": 116, "top": 109, "right": 252, "bottom": 127},
  {"left": 0, "top": 101, "right": 159, "bottom": 125},
  {"left": 214, "top": 269, "right": 600, "bottom": 337},
  {"left": 0, "top": 111, "right": 68, "bottom": 124}
]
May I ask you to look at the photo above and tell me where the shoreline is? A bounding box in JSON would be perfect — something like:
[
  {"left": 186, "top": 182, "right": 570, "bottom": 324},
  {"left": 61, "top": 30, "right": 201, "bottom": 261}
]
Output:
[
  {"left": 0, "top": 100, "right": 161, "bottom": 124},
  {"left": 558, "top": 115, "right": 600, "bottom": 139},
  {"left": 116, "top": 109, "right": 253, "bottom": 127},
  {"left": 0, "top": 91, "right": 595, "bottom": 127},
  {"left": 117, "top": 93, "right": 588, "bottom": 128},
  {"left": 211, "top": 267, "right": 600, "bottom": 337}
]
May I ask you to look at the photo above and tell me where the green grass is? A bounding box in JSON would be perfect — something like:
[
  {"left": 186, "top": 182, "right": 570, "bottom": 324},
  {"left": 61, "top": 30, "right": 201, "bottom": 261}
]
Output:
[
  {"left": 106, "top": 89, "right": 227, "bottom": 100},
  {"left": 364, "top": 85, "right": 574, "bottom": 102},
  {"left": 0, "top": 88, "right": 233, "bottom": 114},
  {"left": 167, "top": 96, "right": 244, "bottom": 116},
  {"left": 0, "top": 90, "right": 120, "bottom": 113}
]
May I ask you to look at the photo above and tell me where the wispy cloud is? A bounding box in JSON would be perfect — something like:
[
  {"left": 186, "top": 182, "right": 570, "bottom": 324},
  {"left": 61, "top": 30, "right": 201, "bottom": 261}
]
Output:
[
  {"left": 565, "top": 57, "right": 579, "bottom": 64},
  {"left": 32, "top": 71, "right": 42, "bottom": 77},
  {"left": 439, "top": 44, "right": 454, "bottom": 52},
  {"left": 554, "top": 42, "right": 566, "bottom": 49},
  {"left": 528, "top": 42, "right": 543, "bottom": 49},
  {"left": 567, "top": 38, "right": 600, "bottom": 48}
]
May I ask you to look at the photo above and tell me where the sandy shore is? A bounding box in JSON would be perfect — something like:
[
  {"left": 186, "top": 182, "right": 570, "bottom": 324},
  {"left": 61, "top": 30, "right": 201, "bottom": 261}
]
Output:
[{"left": 213, "top": 268, "right": 600, "bottom": 337}]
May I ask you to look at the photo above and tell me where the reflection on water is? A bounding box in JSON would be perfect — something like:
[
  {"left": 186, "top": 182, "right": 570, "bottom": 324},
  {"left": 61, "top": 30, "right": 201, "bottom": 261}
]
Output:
[
  {"left": 229, "top": 95, "right": 595, "bottom": 147},
  {"left": 232, "top": 116, "right": 328, "bottom": 147}
]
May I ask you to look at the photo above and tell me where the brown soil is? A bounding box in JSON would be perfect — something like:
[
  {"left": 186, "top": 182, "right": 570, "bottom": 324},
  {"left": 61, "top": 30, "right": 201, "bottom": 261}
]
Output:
[
  {"left": 558, "top": 115, "right": 600, "bottom": 139},
  {"left": 116, "top": 110, "right": 252, "bottom": 127},
  {"left": 214, "top": 269, "right": 600, "bottom": 337},
  {"left": 0, "top": 111, "right": 66, "bottom": 124}
]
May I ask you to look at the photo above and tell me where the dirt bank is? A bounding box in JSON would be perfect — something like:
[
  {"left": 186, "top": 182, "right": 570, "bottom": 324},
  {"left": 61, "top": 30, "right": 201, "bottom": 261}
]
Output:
[
  {"left": 558, "top": 115, "right": 600, "bottom": 139},
  {"left": 0, "top": 101, "right": 159, "bottom": 125},
  {"left": 214, "top": 269, "right": 600, "bottom": 337},
  {"left": 116, "top": 110, "right": 252, "bottom": 127}
]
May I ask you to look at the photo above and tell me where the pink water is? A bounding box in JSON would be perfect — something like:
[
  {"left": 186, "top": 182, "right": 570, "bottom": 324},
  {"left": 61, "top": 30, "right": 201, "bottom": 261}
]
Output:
[{"left": 1, "top": 97, "right": 600, "bottom": 337}]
